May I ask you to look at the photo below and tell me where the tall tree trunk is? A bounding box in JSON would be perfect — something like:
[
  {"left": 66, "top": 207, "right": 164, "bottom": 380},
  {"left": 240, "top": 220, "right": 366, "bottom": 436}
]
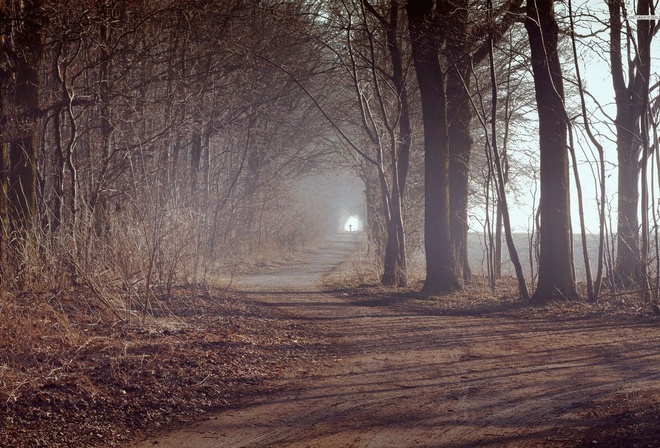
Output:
[
  {"left": 407, "top": 0, "right": 461, "bottom": 294},
  {"left": 351, "top": 0, "right": 411, "bottom": 287},
  {"left": 447, "top": 73, "right": 472, "bottom": 283},
  {"left": 526, "top": 0, "right": 579, "bottom": 302},
  {"left": 191, "top": 127, "right": 202, "bottom": 200},
  {"left": 171, "top": 136, "right": 181, "bottom": 202},
  {"left": 0, "top": 142, "right": 8, "bottom": 271},
  {"left": 446, "top": 0, "right": 472, "bottom": 283},
  {"left": 7, "top": 0, "right": 43, "bottom": 239},
  {"left": 615, "top": 120, "right": 642, "bottom": 285},
  {"left": 487, "top": 1, "right": 530, "bottom": 301},
  {"left": 378, "top": 167, "right": 398, "bottom": 286},
  {"left": 52, "top": 110, "right": 65, "bottom": 234},
  {"left": 444, "top": 0, "right": 522, "bottom": 283},
  {"left": 495, "top": 197, "right": 504, "bottom": 278},
  {"left": 372, "top": 0, "right": 410, "bottom": 287},
  {"left": 203, "top": 128, "right": 211, "bottom": 203},
  {"left": 0, "top": 33, "right": 7, "bottom": 272},
  {"left": 90, "top": 0, "right": 117, "bottom": 248},
  {"left": 379, "top": 167, "right": 406, "bottom": 286},
  {"left": 381, "top": 217, "right": 402, "bottom": 285},
  {"left": 387, "top": 0, "right": 410, "bottom": 288},
  {"left": 362, "top": 168, "right": 387, "bottom": 260},
  {"left": 608, "top": 0, "right": 653, "bottom": 287}
]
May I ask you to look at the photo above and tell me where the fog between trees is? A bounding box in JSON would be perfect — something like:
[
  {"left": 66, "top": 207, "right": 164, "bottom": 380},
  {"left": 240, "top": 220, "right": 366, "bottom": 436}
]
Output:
[{"left": 1, "top": 0, "right": 659, "bottom": 305}]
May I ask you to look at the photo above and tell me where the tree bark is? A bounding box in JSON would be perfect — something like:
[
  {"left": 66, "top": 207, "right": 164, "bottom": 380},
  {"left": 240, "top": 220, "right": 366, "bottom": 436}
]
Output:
[
  {"left": 407, "top": 0, "right": 461, "bottom": 294},
  {"left": 526, "top": 0, "right": 579, "bottom": 302},
  {"left": 447, "top": 69, "right": 473, "bottom": 283},
  {"left": 615, "top": 124, "right": 642, "bottom": 285},
  {"left": 381, "top": 217, "right": 403, "bottom": 286}
]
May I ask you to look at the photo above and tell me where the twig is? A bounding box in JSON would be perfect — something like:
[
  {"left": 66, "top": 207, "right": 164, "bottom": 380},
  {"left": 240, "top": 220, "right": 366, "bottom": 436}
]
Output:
[{"left": 193, "top": 374, "right": 212, "bottom": 387}]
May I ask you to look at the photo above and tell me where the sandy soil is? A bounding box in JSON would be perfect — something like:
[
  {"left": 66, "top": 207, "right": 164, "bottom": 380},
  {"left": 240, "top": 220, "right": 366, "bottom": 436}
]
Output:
[{"left": 128, "top": 233, "right": 660, "bottom": 448}]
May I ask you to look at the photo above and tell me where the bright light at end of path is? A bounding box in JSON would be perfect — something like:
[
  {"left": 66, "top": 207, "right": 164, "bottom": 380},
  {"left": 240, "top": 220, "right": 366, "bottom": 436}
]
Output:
[{"left": 344, "top": 216, "right": 361, "bottom": 232}]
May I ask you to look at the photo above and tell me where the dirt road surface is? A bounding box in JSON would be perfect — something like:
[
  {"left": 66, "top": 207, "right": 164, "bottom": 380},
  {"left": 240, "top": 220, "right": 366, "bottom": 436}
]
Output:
[{"left": 130, "top": 233, "right": 660, "bottom": 447}]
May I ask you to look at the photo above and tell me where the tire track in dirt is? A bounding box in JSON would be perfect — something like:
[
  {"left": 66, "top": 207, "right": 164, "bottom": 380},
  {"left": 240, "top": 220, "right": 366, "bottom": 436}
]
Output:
[{"left": 129, "top": 233, "right": 660, "bottom": 447}]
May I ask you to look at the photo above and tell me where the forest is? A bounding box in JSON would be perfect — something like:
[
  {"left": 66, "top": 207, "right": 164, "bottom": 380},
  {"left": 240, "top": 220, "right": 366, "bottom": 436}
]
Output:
[
  {"left": 1, "top": 0, "right": 660, "bottom": 446},
  {"left": 1, "top": 0, "right": 659, "bottom": 304},
  {"left": 1, "top": 0, "right": 659, "bottom": 303}
]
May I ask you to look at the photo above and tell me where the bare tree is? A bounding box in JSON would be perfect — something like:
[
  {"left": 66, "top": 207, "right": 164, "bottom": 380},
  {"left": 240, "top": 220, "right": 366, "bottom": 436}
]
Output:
[
  {"left": 407, "top": 0, "right": 461, "bottom": 294},
  {"left": 444, "top": 0, "right": 523, "bottom": 282},
  {"left": 331, "top": 0, "right": 414, "bottom": 286},
  {"left": 525, "top": 0, "right": 579, "bottom": 302},
  {"left": 608, "top": 0, "right": 657, "bottom": 287},
  {"left": 1, "top": 0, "right": 44, "bottom": 240}
]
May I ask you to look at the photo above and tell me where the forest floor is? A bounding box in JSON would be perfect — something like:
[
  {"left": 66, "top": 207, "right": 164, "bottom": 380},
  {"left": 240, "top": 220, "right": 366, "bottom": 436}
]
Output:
[{"left": 3, "top": 233, "right": 660, "bottom": 447}]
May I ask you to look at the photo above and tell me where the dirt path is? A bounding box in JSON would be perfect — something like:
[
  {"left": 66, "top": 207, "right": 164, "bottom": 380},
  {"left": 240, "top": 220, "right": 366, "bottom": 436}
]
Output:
[{"left": 130, "top": 233, "right": 660, "bottom": 447}]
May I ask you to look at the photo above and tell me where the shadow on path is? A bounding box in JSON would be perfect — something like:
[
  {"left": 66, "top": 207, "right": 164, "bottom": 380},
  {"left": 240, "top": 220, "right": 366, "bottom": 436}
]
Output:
[{"left": 130, "top": 232, "right": 660, "bottom": 448}]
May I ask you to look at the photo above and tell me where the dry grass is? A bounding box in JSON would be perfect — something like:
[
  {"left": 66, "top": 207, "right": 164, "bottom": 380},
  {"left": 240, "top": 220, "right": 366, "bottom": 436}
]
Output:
[
  {"left": 0, "top": 285, "right": 326, "bottom": 447},
  {"left": 0, "top": 289, "right": 110, "bottom": 401},
  {"left": 322, "top": 235, "right": 386, "bottom": 288}
]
